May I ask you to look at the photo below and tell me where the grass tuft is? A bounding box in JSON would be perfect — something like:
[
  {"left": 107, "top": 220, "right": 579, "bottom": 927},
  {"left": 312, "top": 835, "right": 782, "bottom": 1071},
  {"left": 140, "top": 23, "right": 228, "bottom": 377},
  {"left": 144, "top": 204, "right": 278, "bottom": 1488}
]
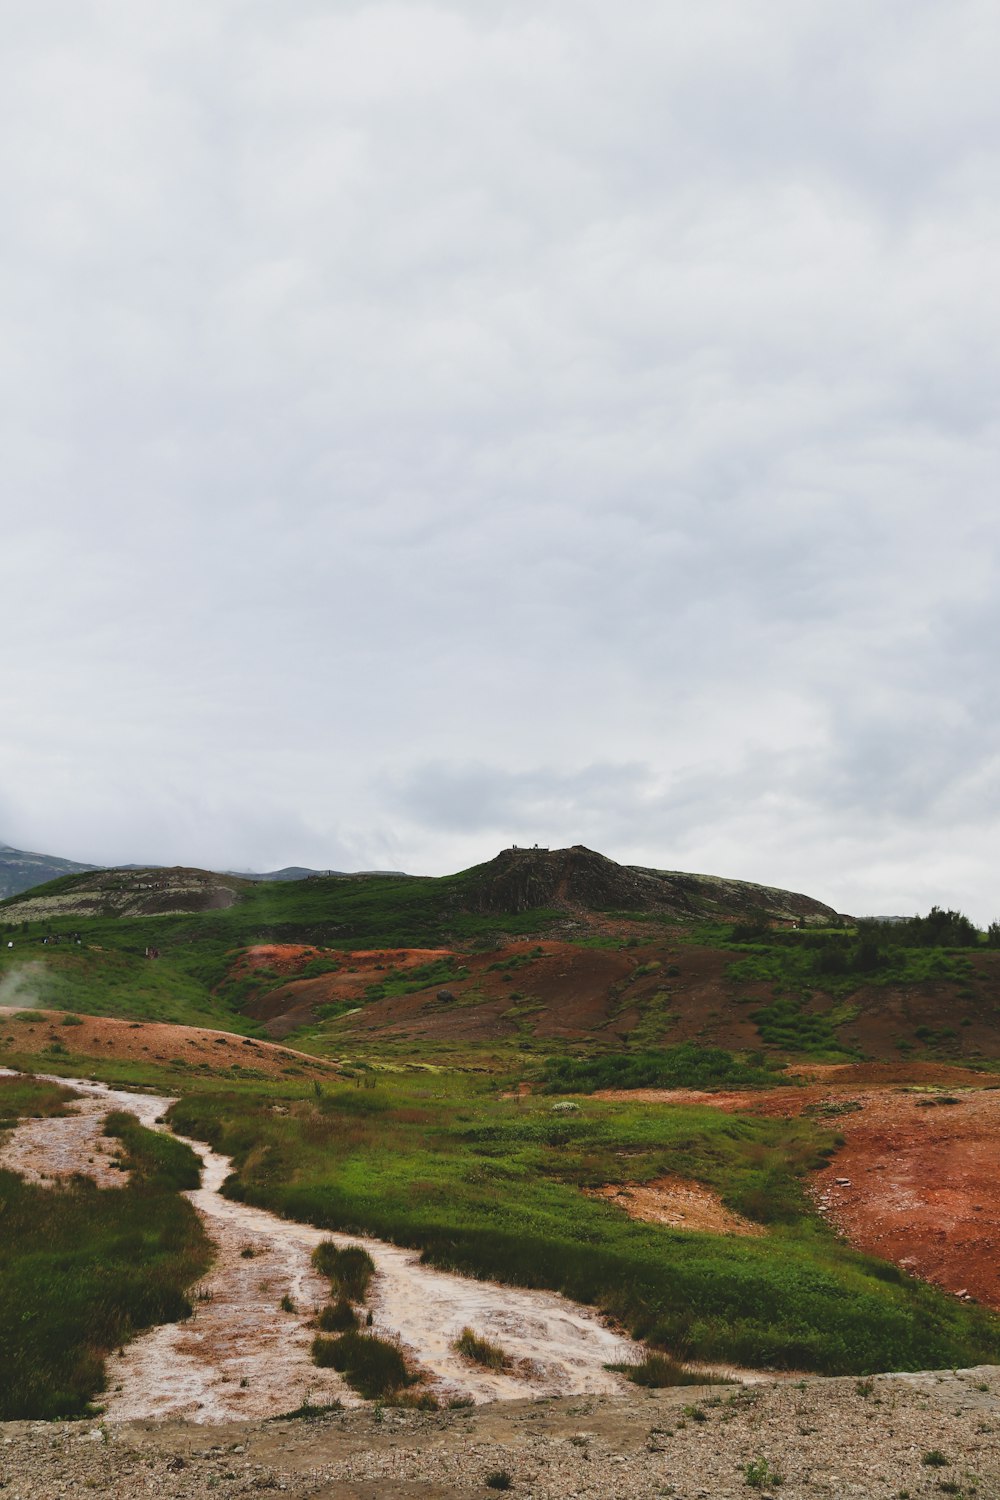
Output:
[
  {"left": 317, "top": 1298, "right": 360, "bottom": 1333},
  {"left": 453, "top": 1326, "right": 511, "bottom": 1371},
  {"left": 613, "top": 1351, "right": 710, "bottom": 1388},
  {"left": 312, "top": 1241, "right": 375, "bottom": 1302}
]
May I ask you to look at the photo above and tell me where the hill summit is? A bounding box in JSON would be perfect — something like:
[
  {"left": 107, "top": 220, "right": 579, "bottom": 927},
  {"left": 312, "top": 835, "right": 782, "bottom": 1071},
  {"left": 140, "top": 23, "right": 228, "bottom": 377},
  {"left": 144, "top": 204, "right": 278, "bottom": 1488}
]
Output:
[{"left": 460, "top": 844, "right": 842, "bottom": 924}]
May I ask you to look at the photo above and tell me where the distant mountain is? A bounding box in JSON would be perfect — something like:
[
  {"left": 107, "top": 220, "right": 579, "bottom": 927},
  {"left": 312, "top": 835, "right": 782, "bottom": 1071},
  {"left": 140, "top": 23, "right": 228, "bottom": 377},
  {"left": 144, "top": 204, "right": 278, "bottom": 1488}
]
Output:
[
  {"left": 0, "top": 839, "right": 412, "bottom": 909},
  {"left": 231, "top": 867, "right": 408, "bottom": 882},
  {"left": 0, "top": 843, "right": 98, "bottom": 901}
]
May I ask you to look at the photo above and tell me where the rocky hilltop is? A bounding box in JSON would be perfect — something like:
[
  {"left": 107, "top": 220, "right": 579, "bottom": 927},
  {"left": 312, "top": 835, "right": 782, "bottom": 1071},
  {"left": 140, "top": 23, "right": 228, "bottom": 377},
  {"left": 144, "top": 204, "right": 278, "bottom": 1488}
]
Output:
[
  {"left": 459, "top": 844, "right": 842, "bottom": 924},
  {"left": 0, "top": 866, "right": 250, "bottom": 922}
]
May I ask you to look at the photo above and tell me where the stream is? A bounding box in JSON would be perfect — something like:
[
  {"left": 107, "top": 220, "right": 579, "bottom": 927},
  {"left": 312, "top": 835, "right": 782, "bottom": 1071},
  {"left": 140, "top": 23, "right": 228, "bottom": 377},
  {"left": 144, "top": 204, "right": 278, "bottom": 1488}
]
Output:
[{"left": 0, "top": 1070, "right": 639, "bottom": 1422}]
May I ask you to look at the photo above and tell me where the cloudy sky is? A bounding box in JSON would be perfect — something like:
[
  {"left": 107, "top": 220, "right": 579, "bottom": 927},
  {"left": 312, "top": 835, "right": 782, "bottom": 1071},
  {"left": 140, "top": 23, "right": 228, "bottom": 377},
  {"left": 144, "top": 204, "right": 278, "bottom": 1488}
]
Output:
[{"left": 3, "top": 1, "right": 1000, "bottom": 920}]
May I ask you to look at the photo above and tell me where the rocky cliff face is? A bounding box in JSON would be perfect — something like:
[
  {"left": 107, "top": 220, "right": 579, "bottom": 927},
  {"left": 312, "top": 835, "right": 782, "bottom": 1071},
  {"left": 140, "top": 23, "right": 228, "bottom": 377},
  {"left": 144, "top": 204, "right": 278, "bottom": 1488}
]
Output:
[{"left": 459, "top": 845, "right": 842, "bottom": 924}]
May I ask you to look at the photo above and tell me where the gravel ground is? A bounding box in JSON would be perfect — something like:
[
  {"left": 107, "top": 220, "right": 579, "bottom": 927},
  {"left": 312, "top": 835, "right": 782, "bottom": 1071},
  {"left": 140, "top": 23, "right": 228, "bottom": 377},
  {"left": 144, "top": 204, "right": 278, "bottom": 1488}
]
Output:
[{"left": 2, "top": 1367, "right": 998, "bottom": 1499}]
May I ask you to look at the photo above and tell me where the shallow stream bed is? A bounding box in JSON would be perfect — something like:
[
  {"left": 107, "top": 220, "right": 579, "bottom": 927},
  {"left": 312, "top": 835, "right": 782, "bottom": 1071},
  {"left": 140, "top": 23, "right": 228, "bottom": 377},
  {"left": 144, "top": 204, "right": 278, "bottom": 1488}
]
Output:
[{"left": 0, "top": 1070, "right": 638, "bottom": 1421}]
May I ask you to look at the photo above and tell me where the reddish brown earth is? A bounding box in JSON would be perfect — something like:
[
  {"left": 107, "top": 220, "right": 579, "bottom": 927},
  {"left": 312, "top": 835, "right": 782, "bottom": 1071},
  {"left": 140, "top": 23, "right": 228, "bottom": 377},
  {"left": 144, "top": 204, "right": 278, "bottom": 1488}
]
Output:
[
  {"left": 235, "top": 937, "right": 1000, "bottom": 1064},
  {"left": 597, "top": 1067, "right": 1000, "bottom": 1311},
  {"left": 0, "top": 1007, "right": 339, "bottom": 1079},
  {"left": 585, "top": 1175, "right": 766, "bottom": 1237},
  {"left": 239, "top": 945, "right": 455, "bottom": 1037}
]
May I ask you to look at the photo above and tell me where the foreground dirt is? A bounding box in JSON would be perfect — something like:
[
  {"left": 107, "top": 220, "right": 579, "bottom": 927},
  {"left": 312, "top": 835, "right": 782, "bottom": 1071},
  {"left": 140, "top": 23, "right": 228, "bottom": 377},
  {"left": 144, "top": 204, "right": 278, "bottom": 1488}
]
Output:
[
  {"left": 2, "top": 1369, "right": 998, "bottom": 1498},
  {"left": 597, "top": 1070, "right": 1000, "bottom": 1311}
]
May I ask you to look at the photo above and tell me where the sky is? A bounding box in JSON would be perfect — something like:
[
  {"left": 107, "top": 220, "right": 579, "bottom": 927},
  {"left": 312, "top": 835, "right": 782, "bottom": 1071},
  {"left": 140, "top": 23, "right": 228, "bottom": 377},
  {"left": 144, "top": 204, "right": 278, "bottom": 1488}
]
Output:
[{"left": 3, "top": 1, "right": 1000, "bottom": 921}]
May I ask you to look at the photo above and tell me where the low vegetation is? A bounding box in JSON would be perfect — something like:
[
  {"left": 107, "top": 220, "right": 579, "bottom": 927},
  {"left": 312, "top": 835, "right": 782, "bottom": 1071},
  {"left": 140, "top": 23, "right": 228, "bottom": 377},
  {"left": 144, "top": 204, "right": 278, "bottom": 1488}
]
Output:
[
  {"left": 0, "top": 1113, "right": 210, "bottom": 1419},
  {"left": 312, "top": 1241, "right": 376, "bottom": 1302},
  {"left": 540, "top": 1043, "right": 783, "bottom": 1094},
  {"left": 0, "top": 1073, "right": 79, "bottom": 1126},
  {"left": 453, "top": 1326, "right": 512, "bottom": 1371},
  {"left": 317, "top": 1297, "right": 360, "bottom": 1333},
  {"left": 170, "top": 1075, "right": 1000, "bottom": 1376},
  {"left": 612, "top": 1350, "right": 707, "bottom": 1387},
  {"left": 311, "top": 1330, "right": 416, "bottom": 1399}
]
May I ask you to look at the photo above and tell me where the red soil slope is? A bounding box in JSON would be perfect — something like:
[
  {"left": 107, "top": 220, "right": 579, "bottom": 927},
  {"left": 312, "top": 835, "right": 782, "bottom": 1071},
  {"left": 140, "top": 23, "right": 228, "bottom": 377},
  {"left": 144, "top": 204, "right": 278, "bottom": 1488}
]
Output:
[
  {"left": 0, "top": 1007, "right": 338, "bottom": 1080},
  {"left": 233, "top": 938, "right": 1000, "bottom": 1065},
  {"left": 598, "top": 1068, "right": 1000, "bottom": 1311}
]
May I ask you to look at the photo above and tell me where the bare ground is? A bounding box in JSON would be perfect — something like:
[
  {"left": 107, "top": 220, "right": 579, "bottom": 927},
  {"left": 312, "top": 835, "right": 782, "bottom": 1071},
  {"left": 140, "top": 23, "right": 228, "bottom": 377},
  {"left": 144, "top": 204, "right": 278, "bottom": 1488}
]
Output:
[
  {"left": 0, "top": 1007, "right": 340, "bottom": 1079},
  {"left": 2, "top": 1368, "right": 999, "bottom": 1498},
  {"left": 585, "top": 1175, "right": 766, "bottom": 1236}
]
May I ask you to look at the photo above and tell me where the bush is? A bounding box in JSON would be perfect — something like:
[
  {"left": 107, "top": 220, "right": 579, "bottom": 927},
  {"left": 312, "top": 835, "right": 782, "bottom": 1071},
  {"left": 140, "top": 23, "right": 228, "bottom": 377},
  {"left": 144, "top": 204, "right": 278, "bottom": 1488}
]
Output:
[
  {"left": 311, "top": 1332, "right": 414, "bottom": 1399},
  {"left": 311, "top": 1242, "right": 375, "bottom": 1301},
  {"left": 317, "top": 1298, "right": 360, "bottom": 1333},
  {"left": 744, "top": 1457, "right": 783, "bottom": 1488}
]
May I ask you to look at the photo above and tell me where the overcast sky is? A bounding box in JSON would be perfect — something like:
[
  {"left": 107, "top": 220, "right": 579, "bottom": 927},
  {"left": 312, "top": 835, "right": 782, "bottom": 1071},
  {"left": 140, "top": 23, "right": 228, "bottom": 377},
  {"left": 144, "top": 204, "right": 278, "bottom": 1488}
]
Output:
[{"left": 3, "top": 1, "right": 1000, "bottom": 920}]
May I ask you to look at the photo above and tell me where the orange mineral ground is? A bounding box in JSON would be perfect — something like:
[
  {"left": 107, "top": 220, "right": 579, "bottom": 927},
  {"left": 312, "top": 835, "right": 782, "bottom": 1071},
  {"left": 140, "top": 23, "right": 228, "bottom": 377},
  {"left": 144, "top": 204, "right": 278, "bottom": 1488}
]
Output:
[{"left": 597, "top": 1064, "right": 1000, "bottom": 1311}]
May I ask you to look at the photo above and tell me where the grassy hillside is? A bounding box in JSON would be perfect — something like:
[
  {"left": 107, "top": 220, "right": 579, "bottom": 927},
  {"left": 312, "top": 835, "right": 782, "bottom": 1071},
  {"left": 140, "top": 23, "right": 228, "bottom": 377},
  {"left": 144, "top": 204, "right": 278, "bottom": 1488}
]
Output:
[
  {"left": 2, "top": 865, "right": 1000, "bottom": 1067},
  {"left": 3, "top": 860, "right": 1000, "bottom": 1406}
]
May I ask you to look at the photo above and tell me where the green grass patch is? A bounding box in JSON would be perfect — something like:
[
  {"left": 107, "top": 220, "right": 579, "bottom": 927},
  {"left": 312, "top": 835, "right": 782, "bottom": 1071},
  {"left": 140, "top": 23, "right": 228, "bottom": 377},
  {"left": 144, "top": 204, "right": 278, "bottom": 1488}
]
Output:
[
  {"left": 613, "top": 1351, "right": 708, "bottom": 1387},
  {"left": 312, "top": 1241, "right": 375, "bottom": 1302},
  {"left": 0, "top": 1073, "right": 79, "bottom": 1126},
  {"left": 540, "top": 1043, "right": 783, "bottom": 1094},
  {"left": 317, "top": 1297, "right": 361, "bottom": 1333},
  {"left": 726, "top": 936, "right": 976, "bottom": 997},
  {"left": 750, "top": 997, "right": 860, "bottom": 1060},
  {"left": 0, "top": 1116, "right": 210, "bottom": 1419}
]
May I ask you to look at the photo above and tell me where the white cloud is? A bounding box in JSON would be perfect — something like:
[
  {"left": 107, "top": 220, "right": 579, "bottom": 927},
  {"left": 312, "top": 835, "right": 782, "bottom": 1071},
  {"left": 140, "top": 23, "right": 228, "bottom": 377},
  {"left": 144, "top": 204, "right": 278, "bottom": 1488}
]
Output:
[{"left": 3, "top": 1, "right": 1000, "bottom": 920}]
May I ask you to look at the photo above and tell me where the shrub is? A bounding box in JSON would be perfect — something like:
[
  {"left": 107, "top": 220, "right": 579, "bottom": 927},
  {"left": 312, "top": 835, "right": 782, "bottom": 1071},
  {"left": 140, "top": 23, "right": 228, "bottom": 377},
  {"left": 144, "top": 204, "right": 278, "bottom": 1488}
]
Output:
[
  {"left": 921, "top": 1451, "right": 950, "bottom": 1467},
  {"left": 453, "top": 1326, "right": 511, "bottom": 1371},
  {"left": 317, "top": 1298, "right": 360, "bottom": 1333},
  {"left": 485, "top": 1472, "right": 513, "bottom": 1491},
  {"left": 311, "top": 1331, "right": 414, "bottom": 1400},
  {"left": 312, "top": 1242, "right": 375, "bottom": 1302},
  {"left": 744, "top": 1456, "right": 783, "bottom": 1488}
]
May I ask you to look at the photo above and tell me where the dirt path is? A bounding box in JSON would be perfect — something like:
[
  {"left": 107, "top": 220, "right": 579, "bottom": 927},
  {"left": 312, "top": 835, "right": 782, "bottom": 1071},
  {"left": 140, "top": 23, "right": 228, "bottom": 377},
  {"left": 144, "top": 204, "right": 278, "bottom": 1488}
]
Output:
[
  {"left": 1, "top": 1072, "right": 639, "bottom": 1421},
  {"left": 596, "top": 1079, "right": 1000, "bottom": 1310}
]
